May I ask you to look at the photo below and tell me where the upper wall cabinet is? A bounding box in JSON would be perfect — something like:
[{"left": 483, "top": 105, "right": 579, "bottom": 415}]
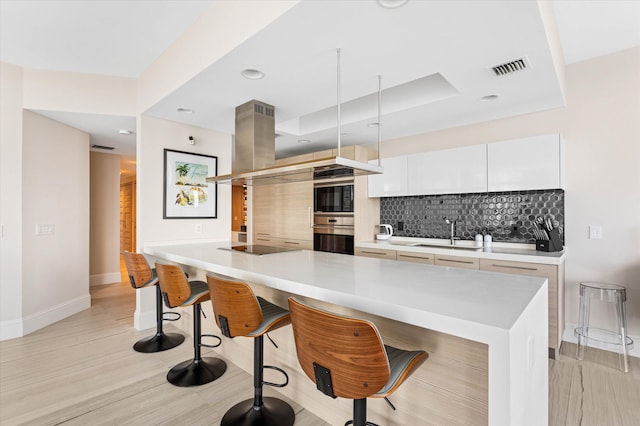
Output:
[
  {"left": 367, "top": 156, "right": 408, "bottom": 197},
  {"left": 487, "top": 134, "right": 565, "bottom": 192},
  {"left": 408, "top": 144, "right": 487, "bottom": 195}
]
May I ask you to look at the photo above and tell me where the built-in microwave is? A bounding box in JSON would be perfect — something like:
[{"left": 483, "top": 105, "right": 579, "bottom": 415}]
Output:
[{"left": 314, "top": 181, "right": 354, "bottom": 213}]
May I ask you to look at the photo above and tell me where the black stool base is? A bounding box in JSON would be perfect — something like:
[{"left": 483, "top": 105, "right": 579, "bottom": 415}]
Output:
[
  {"left": 133, "top": 332, "right": 185, "bottom": 353},
  {"left": 221, "top": 397, "right": 295, "bottom": 426},
  {"left": 167, "top": 357, "right": 227, "bottom": 387}
]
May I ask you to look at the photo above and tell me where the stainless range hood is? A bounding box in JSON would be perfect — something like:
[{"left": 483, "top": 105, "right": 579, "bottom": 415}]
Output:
[
  {"left": 207, "top": 50, "right": 383, "bottom": 186},
  {"left": 206, "top": 100, "right": 382, "bottom": 186}
]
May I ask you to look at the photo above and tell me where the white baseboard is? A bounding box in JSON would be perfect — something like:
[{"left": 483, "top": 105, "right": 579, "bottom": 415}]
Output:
[
  {"left": 90, "top": 272, "right": 122, "bottom": 286},
  {"left": 1, "top": 294, "right": 92, "bottom": 340},
  {"left": 134, "top": 307, "right": 156, "bottom": 331},
  {"left": 0, "top": 318, "right": 24, "bottom": 341},
  {"left": 563, "top": 322, "right": 638, "bottom": 358}
]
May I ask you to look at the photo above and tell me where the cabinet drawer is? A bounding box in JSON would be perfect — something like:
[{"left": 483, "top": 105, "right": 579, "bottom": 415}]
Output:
[
  {"left": 274, "top": 238, "right": 313, "bottom": 251},
  {"left": 355, "top": 248, "right": 397, "bottom": 260},
  {"left": 254, "top": 236, "right": 276, "bottom": 246},
  {"left": 479, "top": 259, "right": 556, "bottom": 280},
  {"left": 397, "top": 251, "right": 434, "bottom": 264},
  {"left": 434, "top": 255, "right": 479, "bottom": 270}
]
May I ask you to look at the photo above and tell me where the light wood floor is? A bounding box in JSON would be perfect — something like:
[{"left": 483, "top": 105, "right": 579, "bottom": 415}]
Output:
[{"left": 1, "top": 272, "right": 638, "bottom": 425}]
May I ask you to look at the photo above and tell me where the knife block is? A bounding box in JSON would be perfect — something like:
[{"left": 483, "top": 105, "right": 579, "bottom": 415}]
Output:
[{"left": 536, "top": 228, "right": 563, "bottom": 252}]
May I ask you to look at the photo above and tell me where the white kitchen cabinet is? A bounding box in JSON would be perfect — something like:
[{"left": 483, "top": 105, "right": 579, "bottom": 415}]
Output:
[
  {"left": 408, "top": 144, "right": 487, "bottom": 195},
  {"left": 367, "top": 156, "right": 408, "bottom": 197},
  {"left": 487, "top": 134, "right": 564, "bottom": 191}
]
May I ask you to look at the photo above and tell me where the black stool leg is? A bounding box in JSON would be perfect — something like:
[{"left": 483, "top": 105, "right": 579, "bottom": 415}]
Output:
[
  {"left": 221, "top": 335, "right": 295, "bottom": 425},
  {"left": 166, "top": 303, "right": 227, "bottom": 387},
  {"left": 133, "top": 285, "right": 185, "bottom": 353}
]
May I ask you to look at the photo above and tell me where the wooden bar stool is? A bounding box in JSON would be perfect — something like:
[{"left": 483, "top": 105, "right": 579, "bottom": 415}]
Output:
[
  {"left": 122, "top": 251, "right": 185, "bottom": 353},
  {"left": 288, "top": 297, "right": 428, "bottom": 426},
  {"left": 155, "top": 262, "right": 227, "bottom": 387},
  {"left": 206, "top": 274, "right": 295, "bottom": 426}
]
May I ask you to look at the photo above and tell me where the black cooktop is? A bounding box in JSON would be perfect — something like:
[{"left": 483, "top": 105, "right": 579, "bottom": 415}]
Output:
[{"left": 219, "top": 244, "right": 300, "bottom": 255}]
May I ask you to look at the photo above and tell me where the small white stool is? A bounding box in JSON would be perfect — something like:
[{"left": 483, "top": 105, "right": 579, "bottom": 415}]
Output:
[{"left": 574, "top": 282, "right": 633, "bottom": 372}]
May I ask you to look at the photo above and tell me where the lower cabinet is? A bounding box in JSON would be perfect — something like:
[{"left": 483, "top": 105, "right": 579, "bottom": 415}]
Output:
[
  {"left": 273, "top": 237, "right": 313, "bottom": 251},
  {"left": 479, "top": 258, "right": 564, "bottom": 358},
  {"left": 396, "top": 251, "right": 434, "bottom": 264},
  {"left": 434, "top": 255, "right": 479, "bottom": 270},
  {"left": 356, "top": 245, "right": 564, "bottom": 358},
  {"left": 354, "top": 247, "right": 397, "bottom": 260}
]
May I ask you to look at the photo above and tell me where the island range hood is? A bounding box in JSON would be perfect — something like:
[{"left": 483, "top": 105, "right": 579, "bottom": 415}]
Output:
[{"left": 206, "top": 99, "right": 383, "bottom": 186}]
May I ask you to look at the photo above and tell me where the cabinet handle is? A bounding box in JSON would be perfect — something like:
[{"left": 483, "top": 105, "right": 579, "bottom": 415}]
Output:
[
  {"left": 491, "top": 264, "right": 538, "bottom": 271},
  {"left": 437, "top": 258, "right": 473, "bottom": 264},
  {"left": 257, "top": 238, "right": 269, "bottom": 242},
  {"left": 283, "top": 241, "right": 300, "bottom": 245},
  {"left": 257, "top": 233, "right": 270, "bottom": 236},
  {"left": 399, "top": 254, "right": 431, "bottom": 260},
  {"left": 361, "top": 250, "right": 388, "bottom": 256},
  {"left": 308, "top": 207, "right": 312, "bottom": 228}
]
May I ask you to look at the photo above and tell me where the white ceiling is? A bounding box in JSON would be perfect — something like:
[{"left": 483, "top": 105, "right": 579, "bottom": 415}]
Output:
[{"left": 2, "top": 0, "right": 639, "bottom": 171}]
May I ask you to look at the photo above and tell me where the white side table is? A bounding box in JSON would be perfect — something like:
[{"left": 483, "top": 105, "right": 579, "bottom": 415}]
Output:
[{"left": 574, "top": 282, "right": 633, "bottom": 372}]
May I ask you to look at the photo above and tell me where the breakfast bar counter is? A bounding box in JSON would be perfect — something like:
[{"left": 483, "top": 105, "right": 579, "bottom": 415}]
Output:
[{"left": 145, "top": 241, "right": 548, "bottom": 426}]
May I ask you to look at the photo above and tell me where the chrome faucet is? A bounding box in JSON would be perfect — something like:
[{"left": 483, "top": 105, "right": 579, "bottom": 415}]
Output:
[{"left": 444, "top": 217, "right": 457, "bottom": 245}]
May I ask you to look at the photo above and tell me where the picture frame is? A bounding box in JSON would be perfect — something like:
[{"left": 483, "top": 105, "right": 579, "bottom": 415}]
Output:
[{"left": 163, "top": 149, "right": 217, "bottom": 219}]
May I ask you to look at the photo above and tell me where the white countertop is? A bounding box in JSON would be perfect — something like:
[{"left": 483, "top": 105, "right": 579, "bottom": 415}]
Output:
[
  {"left": 145, "top": 241, "right": 546, "bottom": 336},
  {"left": 357, "top": 236, "right": 566, "bottom": 265}
]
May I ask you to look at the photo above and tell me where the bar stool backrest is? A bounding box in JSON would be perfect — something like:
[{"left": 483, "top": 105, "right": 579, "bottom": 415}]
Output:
[
  {"left": 155, "top": 263, "right": 192, "bottom": 308},
  {"left": 206, "top": 275, "right": 263, "bottom": 338},
  {"left": 122, "top": 251, "right": 154, "bottom": 289},
  {"left": 288, "top": 297, "right": 390, "bottom": 400}
]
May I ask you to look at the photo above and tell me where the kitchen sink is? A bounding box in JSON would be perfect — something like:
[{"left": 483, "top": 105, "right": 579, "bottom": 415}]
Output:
[{"left": 410, "top": 242, "right": 482, "bottom": 250}]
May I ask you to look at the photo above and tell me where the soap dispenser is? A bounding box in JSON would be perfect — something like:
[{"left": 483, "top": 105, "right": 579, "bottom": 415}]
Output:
[{"left": 483, "top": 233, "right": 492, "bottom": 247}]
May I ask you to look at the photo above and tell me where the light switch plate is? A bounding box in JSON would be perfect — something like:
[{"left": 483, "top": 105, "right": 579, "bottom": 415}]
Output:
[{"left": 589, "top": 225, "right": 602, "bottom": 239}]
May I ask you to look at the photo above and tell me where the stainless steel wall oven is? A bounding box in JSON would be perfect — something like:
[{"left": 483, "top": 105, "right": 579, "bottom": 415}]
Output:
[{"left": 313, "top": 214, "right": 354, "bottom": 255}]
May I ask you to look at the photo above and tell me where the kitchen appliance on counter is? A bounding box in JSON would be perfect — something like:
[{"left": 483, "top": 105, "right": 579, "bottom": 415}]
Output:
[
  {"left": 376, "top": 224, "right": 393, "bottom": 240},
  {"left": 219, "top": 245, "right": 300, "bottom": 255},
  {"left": 314, "top": 180, "right": 354, "bottom": 213},
  {"left": 313, "top": 214, "right": 354, "bottom": 255}
]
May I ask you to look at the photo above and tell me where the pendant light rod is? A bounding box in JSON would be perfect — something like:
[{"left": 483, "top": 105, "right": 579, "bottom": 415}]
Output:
[
  {"left": 377, "top": 74, "right": 382, "bottom": 167},
  {"left": 336, "top": 48, "right": 342, "bottom": 156}
]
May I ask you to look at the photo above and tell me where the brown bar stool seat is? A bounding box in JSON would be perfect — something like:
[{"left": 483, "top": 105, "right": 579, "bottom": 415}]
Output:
[
  {"left": 155, "top": 262, "right": 227, "bottom": 387},
  {"left": 206, "top": 274, "right": 295, "bottom": 426},
  {"left": 122, "top": 251, "right": 185, "bottom": 353},
  {"left": 288, "top": 297, "right": 428, "bottom": 426}
]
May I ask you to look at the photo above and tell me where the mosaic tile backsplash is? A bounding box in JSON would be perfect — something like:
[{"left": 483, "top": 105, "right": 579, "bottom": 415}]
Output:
[{"left": 380, "top": 189, "right": 564, "bottom": 244}]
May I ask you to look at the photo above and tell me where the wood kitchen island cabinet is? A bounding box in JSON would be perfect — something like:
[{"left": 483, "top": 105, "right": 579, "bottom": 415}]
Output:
[{"left": 145, "top": 241, "right": 548, "bottom": 426}]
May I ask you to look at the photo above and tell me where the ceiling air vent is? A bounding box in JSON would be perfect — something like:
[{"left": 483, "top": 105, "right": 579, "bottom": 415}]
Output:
[
  {"left": 91, "top": 144, "right": 115, "bottom": 150},
  {"left": 492, "top": 58, "right": 529, "bottom": 76}
]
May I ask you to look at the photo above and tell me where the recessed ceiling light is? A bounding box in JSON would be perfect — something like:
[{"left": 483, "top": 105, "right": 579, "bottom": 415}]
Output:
[
  {"left": 177, "top": 107, "right": 194, "bottom": 114},
  {"left": 377, "top": 0, "right": 409, "bottom": 9},
  {"left": 297, "top": 139, "right": 312, "bottom": 144},
  {"left": 241, "top": 68, "right": 265, "bottom": 80},
  {"left": 119, "top": 129, "right": 132, "bottom": 135},
  {"left": 367, "top": 122, "right": 379, "bottom": 127},
  {"left": 479, "top": 94, "right": 499, "bottom": 102}
]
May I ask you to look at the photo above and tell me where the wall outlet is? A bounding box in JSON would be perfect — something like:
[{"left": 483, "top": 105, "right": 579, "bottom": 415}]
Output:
[
  {"left": 195, "top": 223, "right": 202, "bottom": 234},
  {"left": 589, "top": 225, "right": 602, "bottom": 239}
]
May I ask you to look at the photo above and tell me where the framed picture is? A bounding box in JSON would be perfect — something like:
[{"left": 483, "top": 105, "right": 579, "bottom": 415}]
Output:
[{"left": 163, "top": 149, "right": 217, "bottom": 219}]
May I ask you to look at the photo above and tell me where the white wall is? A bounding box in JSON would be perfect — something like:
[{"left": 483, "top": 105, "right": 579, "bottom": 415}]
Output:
[
  {"left": 134, "top": 115, "right": 232, "bottom": 329},
  {"left": 0, "top": 62, "right": 24, "bottom": 339},
  {"left": 90, "top": 152, "right": 121, "bottom": 286},
  {"left": 376, "top": 47, "right": 640, "bottom": 342},
  {"left": 21, "top": 110, "right": 91, "bottom": 334},
  {"left": 22, "top": 68, "right": 136, "bottom": 116}
]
